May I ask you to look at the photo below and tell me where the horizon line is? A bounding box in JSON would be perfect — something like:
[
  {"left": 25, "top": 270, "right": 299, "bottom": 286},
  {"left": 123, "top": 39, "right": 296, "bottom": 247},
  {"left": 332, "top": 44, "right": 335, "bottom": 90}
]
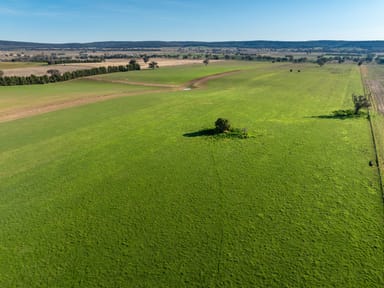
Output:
[{"left": 2, "top": 39, "right": 384, "bottom": 45}]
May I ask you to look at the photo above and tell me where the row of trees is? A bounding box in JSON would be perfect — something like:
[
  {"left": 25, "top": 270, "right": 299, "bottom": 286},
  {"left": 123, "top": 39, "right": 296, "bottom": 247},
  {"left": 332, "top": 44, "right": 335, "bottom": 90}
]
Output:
[
  {"left": 128, "top": 53, "right": 309, "bottom": 63},
  {"left": 0, "top": 61, "right": 140, "bottom": 86},
  {"left": 47, "top": 58, "right": 104, "bottom": 65},
  {"left": 5, "top": 54, "right": 105, "bottom": 65}
]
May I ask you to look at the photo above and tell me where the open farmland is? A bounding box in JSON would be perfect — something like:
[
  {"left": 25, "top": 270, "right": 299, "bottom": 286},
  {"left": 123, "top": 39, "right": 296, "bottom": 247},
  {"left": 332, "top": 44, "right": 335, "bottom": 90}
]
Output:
[
  {"left": 92, "top": 61, "right": 253, "bottom": 85},
  {"left": 0, "top": 79, "right": 163, "bottom": 123},
  {"left": 0, "top": 62, "right": 47, "bottom": 70},
  {"left": 0, "top": 58, "right": 220, "bottom": 77},
  {"left": 0, "top": 62, "right": 250, "bottom": 122},
  {"left": 0, "top": 62, "right": 383, "bottom": 287}
]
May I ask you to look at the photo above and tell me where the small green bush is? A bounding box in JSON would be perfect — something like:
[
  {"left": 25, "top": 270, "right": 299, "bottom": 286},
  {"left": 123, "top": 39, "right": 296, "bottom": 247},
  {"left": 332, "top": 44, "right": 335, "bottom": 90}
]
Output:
[
  {"left": 215, "top": 118, "right": 231, "bottom": 133},
  {"left": 230, "top": 128, "right": 249, "bottom": 139},
  {"left": 332, "top": 109, "right": 355, "bottom": 117}
]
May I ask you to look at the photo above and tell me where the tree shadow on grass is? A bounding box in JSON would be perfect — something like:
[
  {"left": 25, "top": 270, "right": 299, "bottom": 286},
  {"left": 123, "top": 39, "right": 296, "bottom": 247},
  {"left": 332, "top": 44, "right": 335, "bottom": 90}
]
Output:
[
  {"left": 309, "top": 110, "right": 367, "bottom": 120},
  {"left": 183, "top": 128, "right": 216, "bottom": 137},
  {"left": 309, "top": 115, "right": 356, "bottom": 120},
  {"left": 183, "top": 128, "right": 250, "bottom": 139}
]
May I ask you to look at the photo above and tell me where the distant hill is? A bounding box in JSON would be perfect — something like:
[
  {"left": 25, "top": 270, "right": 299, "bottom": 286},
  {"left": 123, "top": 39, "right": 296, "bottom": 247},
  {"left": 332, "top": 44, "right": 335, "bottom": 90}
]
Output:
[{"left": 1, "top": 40, "right": 384, "bottom": 52}]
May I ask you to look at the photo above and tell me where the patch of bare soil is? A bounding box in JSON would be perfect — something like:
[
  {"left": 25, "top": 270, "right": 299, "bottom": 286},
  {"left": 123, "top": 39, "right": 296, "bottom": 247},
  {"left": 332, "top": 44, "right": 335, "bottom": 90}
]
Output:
[{"left": 0, "top": 70, "right": 237, "bottom": 123}]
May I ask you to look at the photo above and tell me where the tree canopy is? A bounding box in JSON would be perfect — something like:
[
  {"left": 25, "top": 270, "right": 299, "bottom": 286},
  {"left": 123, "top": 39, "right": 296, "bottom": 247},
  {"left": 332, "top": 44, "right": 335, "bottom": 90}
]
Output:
[
  {"left": 215, "top": 118, "right": 231, "bottom": 133},
  {"left": 352, "top": 94, "right": 370, "bottom": 114},
  {"left": 148, "top": 61, "right": 159, "bottom": 69}
]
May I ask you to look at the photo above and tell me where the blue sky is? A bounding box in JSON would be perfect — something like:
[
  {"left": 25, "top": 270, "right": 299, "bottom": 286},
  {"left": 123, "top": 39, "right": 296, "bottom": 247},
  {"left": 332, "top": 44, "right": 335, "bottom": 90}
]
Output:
[{"left": 0, "top": 0, "right": 383, "bottom": 43}]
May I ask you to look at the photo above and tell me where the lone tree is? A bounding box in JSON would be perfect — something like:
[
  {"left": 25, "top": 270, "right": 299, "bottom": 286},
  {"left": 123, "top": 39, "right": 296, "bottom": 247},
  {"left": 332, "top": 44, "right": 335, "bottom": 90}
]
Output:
[
  {"left": 129, "top": 59, "right": 137, "bottom": 65},
  {"left": 128, "top": 59, "right": 141, "bottom": 70},
  {"left": 203, "top": 58, "right": 209, "bottom": 66},
  {"left": 215, "top": 118, "right": 231, "bottom": 133},
  {"left": 47, "top": 69, "right": 60, "bottom": 76},
  {"left": 317, "top": 57, "right": 327, "bottom": 67},
  {"left": 148, "top": 61, "right": 159, "bottom": 69},
  {"left": 143, "top": 55, "right": 150, "bottom": 63},
  {"left": 352, "top": 93, "right": 370, "bottom": 114}
]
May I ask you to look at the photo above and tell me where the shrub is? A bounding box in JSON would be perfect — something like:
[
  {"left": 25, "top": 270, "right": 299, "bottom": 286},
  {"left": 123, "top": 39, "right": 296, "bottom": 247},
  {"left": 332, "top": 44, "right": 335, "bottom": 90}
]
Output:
[
  {"left": 229, "top": 128, "right": 249, "bottom": 139},
  {"left": 332, "top": 109, "right": 355, "bottom": 117},
  {"left": 47, "top": 69, "right": 60, "bottom": 76},
  {"left": 215, "top": 118, "right": 231, "bottom": 133}
]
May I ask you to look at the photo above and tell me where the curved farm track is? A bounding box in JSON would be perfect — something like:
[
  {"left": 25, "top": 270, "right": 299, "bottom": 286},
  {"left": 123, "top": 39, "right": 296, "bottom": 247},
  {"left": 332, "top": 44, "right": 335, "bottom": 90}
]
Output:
[
  {"left": 0, "top": 70, "right": 241, "bottom": 123},
  {"left": 89, "top": 78, "right": 179, "bottom": 88},
  {"left": 185, "top": 70, "right": 241, "bottom": 88},
  {"left": 90, "top": 70, "right": 241, "bottom": 89}
]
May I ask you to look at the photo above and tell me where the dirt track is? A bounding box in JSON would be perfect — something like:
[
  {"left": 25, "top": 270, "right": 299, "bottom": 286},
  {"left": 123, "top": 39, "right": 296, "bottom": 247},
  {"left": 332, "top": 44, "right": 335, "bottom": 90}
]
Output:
[
  {"left": 89, "top": 78, "right": 179, "bottom": 88},
  {"left": 0, "top": 70, "right": 240, "bottom": 123},
  {"left": 184, "top": 70, "right": 240, "bottom": 88}
]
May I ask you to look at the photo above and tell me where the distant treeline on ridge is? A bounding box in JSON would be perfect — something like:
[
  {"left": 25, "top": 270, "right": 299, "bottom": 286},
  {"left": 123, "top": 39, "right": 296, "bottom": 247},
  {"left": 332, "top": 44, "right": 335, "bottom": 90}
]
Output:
[{"left": 2, "top": 40, "right": 384, "bottom": 52}]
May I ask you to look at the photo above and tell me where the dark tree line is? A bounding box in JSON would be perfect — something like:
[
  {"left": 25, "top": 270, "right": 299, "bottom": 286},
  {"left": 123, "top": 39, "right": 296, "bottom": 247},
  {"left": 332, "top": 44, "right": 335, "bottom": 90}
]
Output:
[
  {"left": 0, "top": 62, "right": 140, "bottom": 86},
  {"left": 6, "top": 54, "right": 105, "bottom": 65},
  {"left": 47, "top": 58, "right": 104, "bottom": 65},
  {"left": 3, "top": 40, "right": 384, "bottom": 52}
]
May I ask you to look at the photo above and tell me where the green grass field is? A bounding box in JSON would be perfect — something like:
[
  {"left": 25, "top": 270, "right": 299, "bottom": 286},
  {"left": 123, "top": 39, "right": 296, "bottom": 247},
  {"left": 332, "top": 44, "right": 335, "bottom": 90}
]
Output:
[
  {"left": 0, "top": 62, "right": 383, "bottom": 287},
  {"left": 94, "top": 61, "right": 257, "bottom": 85},
  {"left": 0, "top": 61, "right": 47, "bottom": 70},
  {"left": 0, "top": 79, "right": 159, "bottom": 114}
]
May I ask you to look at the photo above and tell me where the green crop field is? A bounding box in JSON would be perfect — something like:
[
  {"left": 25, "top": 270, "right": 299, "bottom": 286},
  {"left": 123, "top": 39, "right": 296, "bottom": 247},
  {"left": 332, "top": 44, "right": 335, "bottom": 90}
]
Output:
[
  {"left": 0, "top": 79, "right": 160, "bottom": 114},
  {"left": 94, "top": 61, "right": 256, "bottom": 85},
  {"left": 0, "top": 62, "right": 383, "bottom": 287}
]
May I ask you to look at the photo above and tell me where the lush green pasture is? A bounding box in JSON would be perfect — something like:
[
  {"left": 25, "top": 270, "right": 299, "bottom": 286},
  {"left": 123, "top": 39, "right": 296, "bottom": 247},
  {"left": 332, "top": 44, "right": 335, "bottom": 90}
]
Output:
[
  {"left": 94, "top": 61, "right": 257, "bottom": 85},
  {"left": 0, "top": 62, "right": 383, "bottom": 287},
  {"left": 0, "top": 61, "right": 47, "bottom": 69},
  {"left": 0, "top": 79, "right": 157, "bottom": 113}
]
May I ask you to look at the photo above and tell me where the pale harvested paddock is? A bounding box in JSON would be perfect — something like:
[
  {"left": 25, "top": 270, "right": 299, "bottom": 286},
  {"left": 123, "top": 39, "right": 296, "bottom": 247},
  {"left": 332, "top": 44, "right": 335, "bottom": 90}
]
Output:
[{"left": 2, "top": 58, "right": 221, "bottom": 77}]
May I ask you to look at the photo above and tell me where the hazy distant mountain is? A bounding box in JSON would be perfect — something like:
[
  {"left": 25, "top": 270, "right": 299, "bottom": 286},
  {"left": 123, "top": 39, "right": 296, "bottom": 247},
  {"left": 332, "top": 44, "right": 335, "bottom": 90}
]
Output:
[{"left": 1, "top": 40, "right": 384, "bottom": 51}]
